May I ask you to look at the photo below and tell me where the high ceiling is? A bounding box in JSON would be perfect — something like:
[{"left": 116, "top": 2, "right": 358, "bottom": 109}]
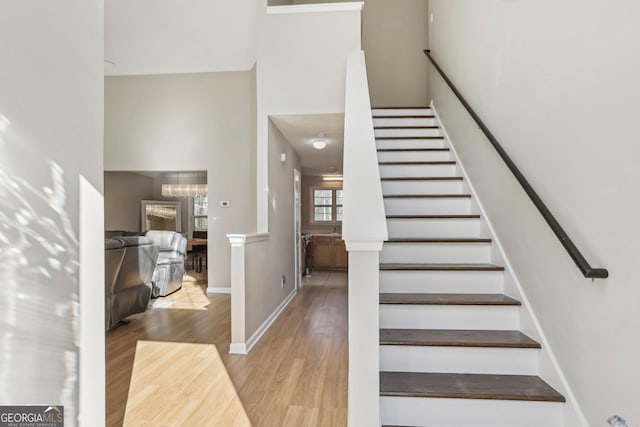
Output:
[
  {"left": 270, "top": 114, "right": 344, "bottom": 176},
  {"left": 105, "top": 0, "right": 257, "bottom": 76}
]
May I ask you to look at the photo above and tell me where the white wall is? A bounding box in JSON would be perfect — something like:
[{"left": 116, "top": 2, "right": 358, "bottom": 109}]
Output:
[
  {"left": 266, "top": 0, "right": 430, "bottom": 107},
  {"left": 104, "top": 172, "right": 154, "bottom": 232},
  {"left": 429, "top": 1, "right": 640, "bottom": 425},
  {"left": 105, "top": 0, "right": 257, "bottom": 76},
  {"left": 257, "top": 1, "right": 362, "bottom": 232},
  {"left": 244, "top": 123, "right": 301, "bottom": 338},
  {"left": 0, "top": 1, "right": 104, "bottom": 425},
  {"left": 362, "top": 0, "right": 429, "bottom": 107},
  {"left": 105, "top": 69, "right": 257, "bottom": 288}
]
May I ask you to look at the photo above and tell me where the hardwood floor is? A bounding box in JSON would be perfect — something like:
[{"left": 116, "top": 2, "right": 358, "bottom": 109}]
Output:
[{"left": 106, "top": 270, "right": 348, "bottom": 427}]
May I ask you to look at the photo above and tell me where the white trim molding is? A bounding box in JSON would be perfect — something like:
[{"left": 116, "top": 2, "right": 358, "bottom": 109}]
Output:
[
  {"left": 267, "top": 2, "right": 363, "bottom": 15},
  {"left": 230, "top": 289, "right": 297, "bottom": 355},
  {"left": 227, "top": 232, "right": 270, "bottom": 246},
  {"left": 226, "top": 233, "right": 271, "bottom": 355},
  {"left": 206, "top": 287, "right": 231, "bottom": 294}
]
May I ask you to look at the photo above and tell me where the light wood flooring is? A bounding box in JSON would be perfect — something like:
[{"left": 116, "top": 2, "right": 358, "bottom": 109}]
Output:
[{"left": 106, "top": 270, "right": 348, "bottom": 427}]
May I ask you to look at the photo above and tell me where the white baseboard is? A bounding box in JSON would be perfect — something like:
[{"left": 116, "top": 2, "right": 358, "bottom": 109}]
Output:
[
  {"left": 229, "top": 289, "right": 297, "bottom": 355},
  {"left": 207, "top": 286, "right": 231, "bottom": 294}
]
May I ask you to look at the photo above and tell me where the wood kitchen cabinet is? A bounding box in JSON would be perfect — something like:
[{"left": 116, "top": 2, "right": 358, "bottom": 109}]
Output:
[
  {"left": 311, "top": 236, "right": 348, "bottom": 270},
  {"left": 334, "top": 238, "right": 348, "bottom": 268}
]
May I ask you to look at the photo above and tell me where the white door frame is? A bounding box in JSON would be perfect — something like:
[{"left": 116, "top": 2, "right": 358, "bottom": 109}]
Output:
[{"left": 294, "top": 168, "right": 302, "bottom": 290}]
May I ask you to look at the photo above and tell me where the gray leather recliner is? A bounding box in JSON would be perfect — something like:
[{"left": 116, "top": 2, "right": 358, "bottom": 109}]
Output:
[
  {"left": 105, "top": 236, "right": 159, "bottom": 330},
  {"left": 145, "top": 230, "right": 187, "bottom": 297}
]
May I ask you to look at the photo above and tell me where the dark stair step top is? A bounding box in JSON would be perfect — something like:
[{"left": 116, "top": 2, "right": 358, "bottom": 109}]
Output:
[
  {"left": 386, "top": 238, "right": 491, "bottom": 243},
  {"left": 380, "top": 329, "right": 540, "bottom": 348},
  {"left": 375, "top": 125, "right": 440, "bottom": 129},
  {"left": 386, "top": 214, "right": 479, "bottom": 219},
  {"left": 377, "top": 136, "right": 444, "bottom": 140},
  {"left": 381, "top": 177, "right": 462, "bottom": 181},
  {"left": 383, "top": 194, "right": 470, "bottom": 199},
  {"left": 373, "top": 106, "right": 431, "bottom": 109},
  {"left": 377, "top": 148, "right": 449, "bottom": 152},
  {"left": 380, "top": 263, "right": 505, "bottom": 271},
  {"left": 379, "top": 293, "right": 520, "bottom": 306},
  {"left": 379, "top": 161, "right": 455, "bottom": 165},
  {"left": 380, "top": 372, "right": 566, "bottom": 402},
  {"left": 373, "top": 114, "right": 435, "bottom": 119}
]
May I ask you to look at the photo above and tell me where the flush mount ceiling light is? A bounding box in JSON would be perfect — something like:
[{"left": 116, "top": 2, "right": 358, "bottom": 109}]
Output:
[
  {"left": 322, "top": 176, "right": 343, "bottom": 182},
  {"left": 312, "top": 139, "right": 327, "bottom": 150},
  {"left": 313, "top": 132, "right": 328, "bottom": 150}
]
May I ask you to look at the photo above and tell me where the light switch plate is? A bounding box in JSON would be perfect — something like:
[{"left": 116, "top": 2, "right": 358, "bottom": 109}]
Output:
[{"left": 220, "top": 201, "right": 230, "bottom": 208}]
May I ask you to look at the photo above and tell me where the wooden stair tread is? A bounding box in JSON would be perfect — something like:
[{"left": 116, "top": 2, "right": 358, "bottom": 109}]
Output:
[
  {"left": 386, "top": 214, "right": 480, "bottom": 219},
  {"left": 380, "top": 372, "right": 566, "bottom": 402},
  {"left": 373, "top": 115, "right": 435, "bottom": 119},
  {"left": 379, "top": 293, "right": 520, "bottom": 306},
  {"left": 375, "top": 125, "right": 440, "bottom": 129},
  {"left": 377, "top": 148, "right": 449, "bottom": 152},
  {"left": 380, "top": 263, "right": 505, "bottom": 271},
  {"left": 373, "top": 106, "right": 430, "bottom": 109},
  {"left": 386, "top": 238, "right": 491, "bottom": 243},
  {"left": 383, "top": 194, "right": 471, "bottom": 199},
  {"left": 380, "top": 329, "right": 540, "bottom": 348},
  {"left": 379, "top": 161, "right": 455, "bottom": 165},
  {"left": 377, "top": 136, "right": 444, "bottom": 140},
  {"left": 381, "top": 177, "right": 462, "bottom": 181}
]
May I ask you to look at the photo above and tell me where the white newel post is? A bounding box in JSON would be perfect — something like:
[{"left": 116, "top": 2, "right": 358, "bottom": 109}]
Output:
[
  {"left": 343, "top": 51, "right": 388, "bottom": 426},
  {"left": 346, "top": 242, "right": 383, "bottom": 427},
  {"left": 228, "top": 234, "right": 248, "bottom": 354}
]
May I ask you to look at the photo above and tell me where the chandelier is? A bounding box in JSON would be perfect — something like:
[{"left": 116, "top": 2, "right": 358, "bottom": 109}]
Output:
[
  {"left": 161, "top": 183, "right": 207, "bottom": 197},
  {"left": 161, "top": 172, "right": 207, "bottom": 197}
]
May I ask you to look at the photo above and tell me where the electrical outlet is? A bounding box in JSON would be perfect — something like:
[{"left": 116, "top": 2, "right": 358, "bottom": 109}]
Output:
[
  {"left": 220, "top": 200, "right": 230, "bottom": 208},
  {"left": 280, "top": 275, "right": 286, "bottom": 288}
]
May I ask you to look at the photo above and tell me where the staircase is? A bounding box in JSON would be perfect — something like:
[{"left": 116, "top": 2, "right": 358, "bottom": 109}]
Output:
[{"left": 373, "top": 107, "right": 566, "bottom": 427}]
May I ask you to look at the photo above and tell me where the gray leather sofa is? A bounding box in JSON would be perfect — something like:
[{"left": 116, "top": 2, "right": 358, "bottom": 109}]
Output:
[
  {"left": 145, "top": 230, "right": 187, "bottom": 297},
  {"left": 105, "top": 236, "right": 159, "bottom": 330}
]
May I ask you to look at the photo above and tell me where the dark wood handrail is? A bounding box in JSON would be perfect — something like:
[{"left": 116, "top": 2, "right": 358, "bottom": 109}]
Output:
[{"left": 424, "top": 50, "right": 608, "bottom": 279}]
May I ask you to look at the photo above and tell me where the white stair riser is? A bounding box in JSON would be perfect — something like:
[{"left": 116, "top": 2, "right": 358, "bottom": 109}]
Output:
[
  {"left": 372, "top": 108, "right": 431, "bottom": 116},
  {"left": 380, "top": 270, "right": 504, "bottom": 294},
  {"left": 376, "top": 139, "right": 446, "bottom": 150},
  {"left": 380, "top": 397, "right": 564, "bottom": 427},
  {"left": 382, "top": 180, "right": 463, "bottom": 196},
  {"left": 381, "top": 242, "right": 491, "bottom": 264},
  {"left": 379, "top": 305, "right": 519, "bottom": 330},
  {"left": 373, "top": 117, "right": 437, "bottom": 127},
  {"left": 387, "top": 218, "right": 481, "bottom": 238},
  {"left": 380, "top": 346, "right": 539, "bottom": 375},
  {"left": 384, "top": 198, "right": 471, "bottom": 215},
  {"left": 375, "top": 128, "right": 442, "bottom": 138},
  {"left": 377, "top": 150, "right": 452, "bottom": 163},
  {"left": 382, "top": 180, "right": 463, "bottom": 195},
  {"left": 379, "top": 164, "right": 457, "bottom": 178}
]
